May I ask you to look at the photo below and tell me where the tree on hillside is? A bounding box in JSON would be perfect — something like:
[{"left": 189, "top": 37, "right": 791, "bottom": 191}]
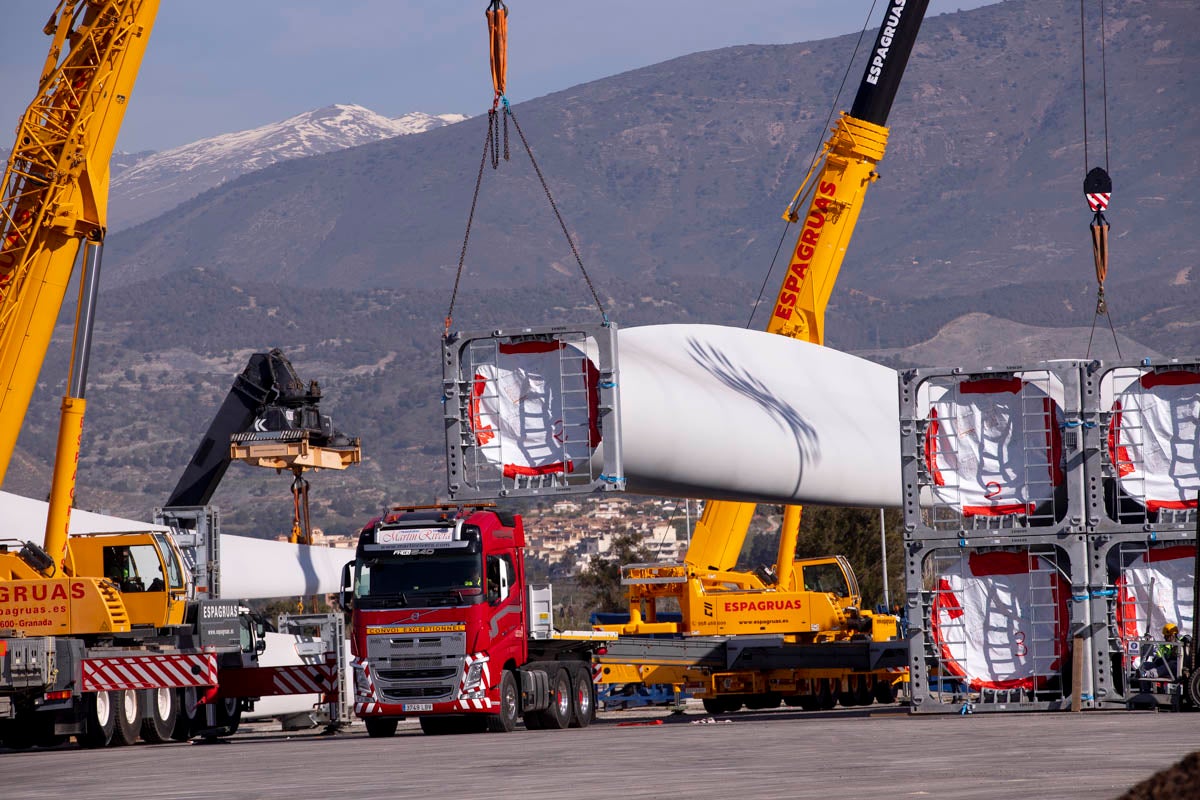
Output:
[
  {"left": 794, "top": 506, "right": 903, "bottom": 610},
  {"left": 734, "top": 505, "right": 904, "bottom": 611},
  {"left": 576, "top": 527, "right": 651, "bottom": 614}
]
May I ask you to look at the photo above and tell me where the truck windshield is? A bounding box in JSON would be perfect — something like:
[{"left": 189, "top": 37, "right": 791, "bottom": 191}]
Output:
[{"left": 355, "top": 553, "right": 483, "bottom": 608}]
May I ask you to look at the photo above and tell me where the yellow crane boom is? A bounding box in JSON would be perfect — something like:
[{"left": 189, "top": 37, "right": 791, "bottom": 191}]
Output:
[
  {"left": 628, "top": 0, "right": 929, "bottom": 631},
  {"left": 0, "top": 0, "right": 159, "bottom": 569}
]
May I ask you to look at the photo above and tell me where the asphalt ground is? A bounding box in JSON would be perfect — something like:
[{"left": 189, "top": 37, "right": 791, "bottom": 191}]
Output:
[{"left": 3, "top": 701, "right": 1197, "bottom": 800}]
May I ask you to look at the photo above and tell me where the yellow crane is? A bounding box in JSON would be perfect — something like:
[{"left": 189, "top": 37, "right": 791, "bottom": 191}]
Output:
[
  {"left": 0, "top": 0, "right": 159, "bottom": 570},
  {"left": 600, "top": 0, "right": 929, "bottom": 712},
  {"left": 1, "top": 5, "right": 348, "bottom": 750},
  {"left": 683, "top": 0, "right": 926, "bottom": 607}
]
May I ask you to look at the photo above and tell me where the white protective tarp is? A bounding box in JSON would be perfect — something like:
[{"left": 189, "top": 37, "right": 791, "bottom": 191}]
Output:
[
  {"left": 1108, "top": 370, "right": 1200, "bottom": 512},
  {"left": 471, "top": 339, "right": 600, "bottom": 478},
  {"left": 1115, "top": 544, "right": 1196, "bottom": 643},
  {"left": 469, "top": 324, "right": 902, "bottom": 508},
  {"left": 0, "top": 490, "right": 350, "bottom": 599},
  {"left": 924, "top": 377, "right": 1064, "bottom": 516},
  {"left": 931, "top": 550, "right": 1070, "bottom": 691}
]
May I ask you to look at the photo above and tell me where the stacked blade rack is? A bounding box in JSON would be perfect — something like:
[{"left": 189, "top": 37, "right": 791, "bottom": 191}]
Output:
[
  {"left": 441, "top": 323, "right": 624, "bottom": 501},
  {"left": 900, "top": 357, "right": 1198, "bottom": 713}
]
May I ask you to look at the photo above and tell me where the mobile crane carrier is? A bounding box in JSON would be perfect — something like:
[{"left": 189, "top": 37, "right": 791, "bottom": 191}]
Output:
[{"left": 0, "top": 2, "right": 345, "bottom": 749}]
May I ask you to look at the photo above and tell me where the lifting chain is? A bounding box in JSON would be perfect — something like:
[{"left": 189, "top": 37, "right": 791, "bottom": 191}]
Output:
[{"left": 444, "top": 2, "right": 606, "bottom": 338}]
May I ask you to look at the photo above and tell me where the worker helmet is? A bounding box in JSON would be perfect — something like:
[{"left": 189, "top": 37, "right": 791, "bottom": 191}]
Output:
[{"left": 1163, "top": 622, "right": 1179, "bottom": 636}]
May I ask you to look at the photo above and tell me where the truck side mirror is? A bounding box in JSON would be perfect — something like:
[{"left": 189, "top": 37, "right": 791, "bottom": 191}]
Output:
[
  {"left": 340, "top": 561, "right": 354, "bottom": 610},
  {"left": 498, "top": 558, "right": 511, "bottom": 603}
]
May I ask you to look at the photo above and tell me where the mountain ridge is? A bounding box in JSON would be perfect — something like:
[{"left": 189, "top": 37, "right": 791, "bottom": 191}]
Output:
[{"left": 105, "top": 104, "right": 469, "bottom": 230}]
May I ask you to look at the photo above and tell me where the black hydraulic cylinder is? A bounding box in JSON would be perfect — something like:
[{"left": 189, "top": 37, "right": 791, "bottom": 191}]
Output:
[{"left": 849, "top": 0, "right": 930, "bottom": 127}]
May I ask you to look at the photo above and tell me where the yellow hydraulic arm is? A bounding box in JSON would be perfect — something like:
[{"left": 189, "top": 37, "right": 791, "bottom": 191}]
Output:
[
  {"left": 683, "top": 0, "right": 929, "bottom": 598},
  {"left": 0, "top": 0, "right": 159, "bottom": 571}
]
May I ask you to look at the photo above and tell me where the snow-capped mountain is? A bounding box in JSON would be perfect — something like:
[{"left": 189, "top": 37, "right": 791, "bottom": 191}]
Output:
[{"left": 108, "top": 104, "right": 467, "bottom": 231}]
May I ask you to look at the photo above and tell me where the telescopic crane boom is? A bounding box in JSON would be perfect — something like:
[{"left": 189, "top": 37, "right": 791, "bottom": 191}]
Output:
[
  {"left": 0, "top": 0, "right": 159, "bottom": 571},
  {"left": 683, "top": 0, "right": 929, "bottom": 592}
]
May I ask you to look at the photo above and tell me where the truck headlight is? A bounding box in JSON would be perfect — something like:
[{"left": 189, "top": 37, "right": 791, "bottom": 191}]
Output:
[{"left": 465, "top": 661, "right": 485, "bottom": 688}]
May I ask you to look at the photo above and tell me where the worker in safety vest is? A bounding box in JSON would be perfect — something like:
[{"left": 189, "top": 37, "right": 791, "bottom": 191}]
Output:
[{"left": 1140, "top": 622, "right": 1181, "bottom": 679}]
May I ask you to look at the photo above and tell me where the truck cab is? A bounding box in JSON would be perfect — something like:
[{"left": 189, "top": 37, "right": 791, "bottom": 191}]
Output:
[{"left": 343, "top": 505, "right": 529, "bottom": 734}]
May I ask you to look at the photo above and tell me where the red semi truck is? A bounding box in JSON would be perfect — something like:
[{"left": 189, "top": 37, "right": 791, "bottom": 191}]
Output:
[{"left": 341, "top": 504, "right": 613, "bottom": 736}]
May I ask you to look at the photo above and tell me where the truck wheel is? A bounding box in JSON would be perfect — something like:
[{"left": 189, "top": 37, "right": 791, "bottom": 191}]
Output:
[
  {"left": 141, "top": 688, "right": 178, "bottom": 743},
  {"left": 487, "top": 670, "right": 519, "bottom": 733},
  {"left": 171, "top": 687, "right": 200, "bottom": 741},
  {"left": 537, "top": 667, "right": 575, "bottom": 729},
  {"left": 2, "top": 713, "right": 34, "bottom": 750},
  {"left": 33, "top": 715, "right": 67, "bottom": 748},
  {"left": 112, "top": 689, "right": 141, "bottom": 746},
  {"left": 365, "top": 717, "right": 398, "bottom": 738},
  {"left": 568, "top": 664, "right": 595, "bottom": 728},
  {"left": 78, "top": 691, "right": 116, "bottom": 749},
  {"left": 522, "top": 710, "right": 545, "bottom": 730},
  {"left": 213, "top": 697, "right": 241, "bottom": 736},
  {"left": 855, "top": 678, "right": 874, "bottom": 707},
  {"left": 818, "top": 680, "right": 836, "bottom": 710},
  {"left": 746, "top": 692, "right": 782, "bottom": 710},
  {"left": 702, "top": 697, "right": 738, "bottom": 715}
]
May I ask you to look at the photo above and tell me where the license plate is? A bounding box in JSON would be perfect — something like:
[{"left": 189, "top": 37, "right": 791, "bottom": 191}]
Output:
[{"left": 404, "top": 703, "right": 434, "bottom": 712}]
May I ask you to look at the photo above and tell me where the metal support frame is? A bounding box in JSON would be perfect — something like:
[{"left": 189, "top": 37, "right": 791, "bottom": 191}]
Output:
[
  {"left": 1084, "top": 529, "right": 1197, "bottom": 708},
  {"left": 900, "top": 358, "right": 1199, "bottom": 713},
  {"left": 903, "top": 534, "right": 1090, "bottom": 714},
  {"left": 154, "top": 505, "right": 221, "bottom": 599},
  {"left": 899, "top": 361, "right": 1088, "bottom": 541},
  {"left": 441, "top": 322, "right": 624, "bottom": 500},
  {"left": 276, "top": 612, "right": 351, "bottom": 728},
  {"left": 1081, "top": 356, "right": 1200, "bottom": 533}
]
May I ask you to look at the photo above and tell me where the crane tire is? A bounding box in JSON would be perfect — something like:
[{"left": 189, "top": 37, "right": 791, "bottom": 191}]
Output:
[
  {"left": 77, "top": 691, "right": 116, "bottom": 749},
  {"left": 171, "top": 687, "right": 200, "bottom": 741},
  {"left": 1188, "top": 671, "right": 1200, "bottom": 709},
  {"left": 111, "top": 689, "right": 141, "bottom": 745},
  {"left": 140, "top": 687, "right": 178, "bottom": 743},
  {"left": 212, "top": 697, "right": 241, "bottom": 737},
  {"left": 818, "top": 680, "right": 836, "bottom": 710}
]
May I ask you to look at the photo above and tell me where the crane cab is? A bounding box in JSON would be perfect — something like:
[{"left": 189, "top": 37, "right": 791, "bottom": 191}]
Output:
[{"left": 67, "top": 531, "right": 191, "bottom": 630}]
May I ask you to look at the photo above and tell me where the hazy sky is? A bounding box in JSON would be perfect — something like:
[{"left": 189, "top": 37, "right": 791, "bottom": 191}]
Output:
[{"left": 1, "top": 0, "right": 1002, "bottom": 153}]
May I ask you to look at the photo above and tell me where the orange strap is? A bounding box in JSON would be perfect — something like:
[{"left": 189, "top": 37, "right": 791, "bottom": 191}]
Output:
[
  {"left": 1090, "top": 218, "right": 1109, "bottom": 286},
  {"left": 487, "top": 2, "right": 508, "bottom": 108}
]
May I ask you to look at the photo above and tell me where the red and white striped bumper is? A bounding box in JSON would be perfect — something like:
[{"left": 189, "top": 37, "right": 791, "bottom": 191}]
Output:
[{"left": 82, "top": 652, "right": 218, "bottom": 692}]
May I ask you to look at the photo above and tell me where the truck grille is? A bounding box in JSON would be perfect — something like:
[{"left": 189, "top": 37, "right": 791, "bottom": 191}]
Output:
[
  {"left": 366, "top": 630, "right": 466, "bottom": 703},
  {"left": 380, "top": 686, "right": 455, "bottom": 701},
  {"left": 376, "top": 667, "right": 458, "bottom": 681}
]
